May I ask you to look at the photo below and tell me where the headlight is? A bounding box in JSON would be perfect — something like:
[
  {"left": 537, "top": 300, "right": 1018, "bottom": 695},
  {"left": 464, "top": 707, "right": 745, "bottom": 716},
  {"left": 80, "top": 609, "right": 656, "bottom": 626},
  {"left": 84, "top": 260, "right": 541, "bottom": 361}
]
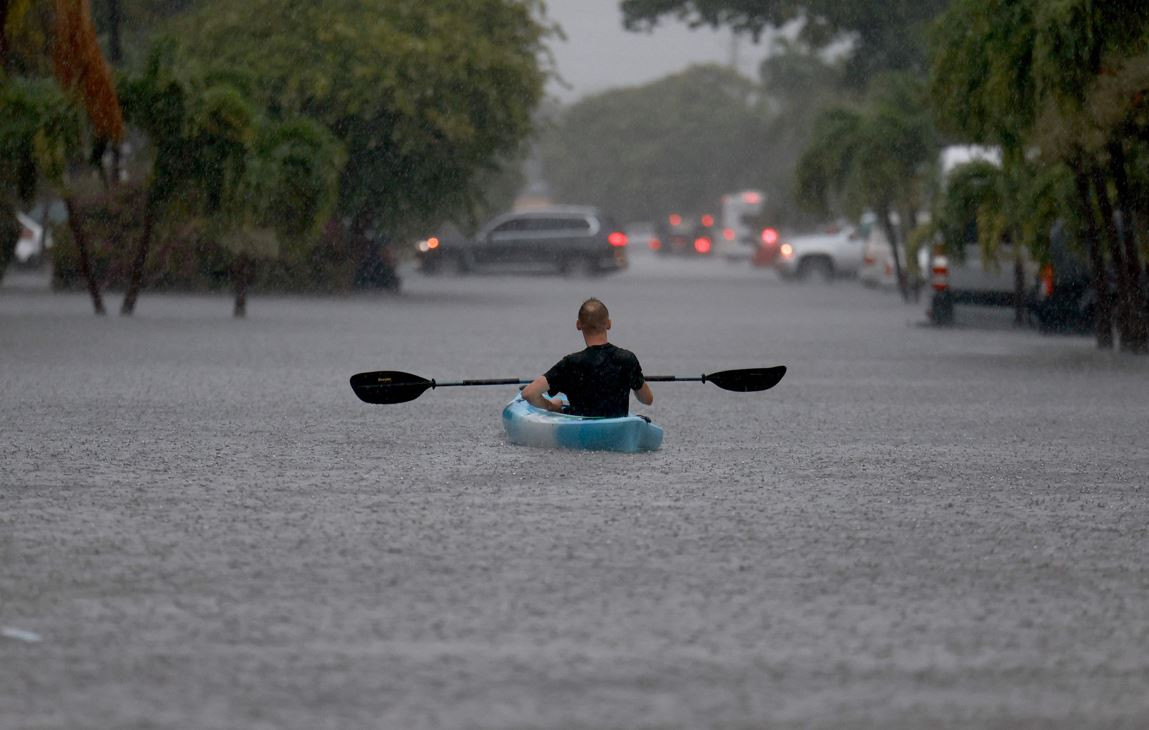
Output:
[
  {"left": 415, "top": 237, "right": 440, "bottom": 253},
  {"left": 780, "top": 243, "right": 795, "bottom": 259}
]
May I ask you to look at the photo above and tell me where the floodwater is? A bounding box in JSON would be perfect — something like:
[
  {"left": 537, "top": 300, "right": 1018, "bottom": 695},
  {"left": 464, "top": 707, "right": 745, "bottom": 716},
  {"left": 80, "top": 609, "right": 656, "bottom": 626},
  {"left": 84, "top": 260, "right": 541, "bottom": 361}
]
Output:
[{"left": 3, "top": 258, "right": 1148, "bottom": 728}]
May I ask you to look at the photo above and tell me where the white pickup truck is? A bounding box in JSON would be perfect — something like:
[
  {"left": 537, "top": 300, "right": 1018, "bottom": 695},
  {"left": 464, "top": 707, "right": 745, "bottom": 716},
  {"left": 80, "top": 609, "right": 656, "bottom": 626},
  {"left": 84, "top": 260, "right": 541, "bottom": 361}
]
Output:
[
  {"left": 927, "top": 240, "right": 1038, "bottom": 324},
  {"left": 772, "top": 223, "right": 867, "bottom": 282}
]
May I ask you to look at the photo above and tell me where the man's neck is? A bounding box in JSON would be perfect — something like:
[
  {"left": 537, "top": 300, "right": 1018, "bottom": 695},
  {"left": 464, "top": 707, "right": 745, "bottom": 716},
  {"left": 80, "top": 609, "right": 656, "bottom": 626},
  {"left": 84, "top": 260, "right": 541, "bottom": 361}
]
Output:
[{"left": 582, "top": 332, "right": 609, "bottom": 347}]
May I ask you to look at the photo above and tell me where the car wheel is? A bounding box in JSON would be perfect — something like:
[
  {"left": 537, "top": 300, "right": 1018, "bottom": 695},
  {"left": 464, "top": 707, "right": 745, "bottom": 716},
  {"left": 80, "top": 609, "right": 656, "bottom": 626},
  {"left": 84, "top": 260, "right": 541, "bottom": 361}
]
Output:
[
  {"left": 930, "top": 291, "right": 955, "bottom": 325},
  {"left": 796, "top": 257, "right": 833, "bottom": 283},
  {"left": 438, "top": 252, "right": 471, "bottom": 276},
  {"left": 561, "top": 256, "right": 598, "bottom": 278}
]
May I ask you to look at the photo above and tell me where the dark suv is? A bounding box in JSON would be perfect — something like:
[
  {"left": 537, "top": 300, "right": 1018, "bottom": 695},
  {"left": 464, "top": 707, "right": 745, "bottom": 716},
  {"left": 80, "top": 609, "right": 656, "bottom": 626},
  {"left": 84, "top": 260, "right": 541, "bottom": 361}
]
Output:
[{"left": 416, "top": 206, "right": 628, "bottom": 276}]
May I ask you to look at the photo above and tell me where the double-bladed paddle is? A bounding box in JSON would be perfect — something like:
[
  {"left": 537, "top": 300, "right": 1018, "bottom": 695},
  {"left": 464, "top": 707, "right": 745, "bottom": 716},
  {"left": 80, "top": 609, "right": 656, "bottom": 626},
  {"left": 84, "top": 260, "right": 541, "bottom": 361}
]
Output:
[{"left": 349, "top": 366, "right": 786, "bottom": 405}]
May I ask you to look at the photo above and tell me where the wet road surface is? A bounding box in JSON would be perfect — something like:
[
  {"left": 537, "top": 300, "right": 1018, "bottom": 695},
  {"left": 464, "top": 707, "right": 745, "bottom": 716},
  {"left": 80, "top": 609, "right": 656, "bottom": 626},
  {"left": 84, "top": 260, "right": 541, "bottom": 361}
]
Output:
[{"left": 3, "top": 257, "right": 1148, "bottom": 728}]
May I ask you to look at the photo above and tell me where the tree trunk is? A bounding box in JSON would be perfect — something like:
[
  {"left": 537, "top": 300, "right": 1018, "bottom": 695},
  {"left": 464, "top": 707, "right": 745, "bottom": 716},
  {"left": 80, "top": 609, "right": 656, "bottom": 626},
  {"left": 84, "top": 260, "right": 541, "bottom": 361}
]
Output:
[
  {"left": 1107, "top": 141, "right": 1147, "bottom": 353},
  {"left": 233, "top": 253, "right": 251, "bottom": 318},
  {"left": 0, "top": 0, "right": 11, "bottom": 71},
  {"left": 1073, "top": 168, "right": 1113, "bottom": 349},
  {"left": 63, "top": 197, "right": 106, "bottom": 315},
  {"left": 120, "top": 193, "right": 157, "bottom": 316},
  {"left": 879, "top": 205, "right": 907, "bottom": 302},
  {"left": 106, "top": 0, "right": 123, "bottom": 65},
  {"left": 1090, "top": 167, "right": 1136, "bottom": 351},
  {"left": 1013, "top": 247, "right": 1026, "bottom": 326}
]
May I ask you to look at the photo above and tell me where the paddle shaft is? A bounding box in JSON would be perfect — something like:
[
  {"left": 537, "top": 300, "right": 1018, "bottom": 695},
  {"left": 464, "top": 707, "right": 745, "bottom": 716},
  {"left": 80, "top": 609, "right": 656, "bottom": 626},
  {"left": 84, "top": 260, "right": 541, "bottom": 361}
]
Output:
[
  {"left": 438, "top": 376, "right": 700, "bottom": 387},
  {"left": 431, "top": 378, "right": 531, "bottom": 388}
]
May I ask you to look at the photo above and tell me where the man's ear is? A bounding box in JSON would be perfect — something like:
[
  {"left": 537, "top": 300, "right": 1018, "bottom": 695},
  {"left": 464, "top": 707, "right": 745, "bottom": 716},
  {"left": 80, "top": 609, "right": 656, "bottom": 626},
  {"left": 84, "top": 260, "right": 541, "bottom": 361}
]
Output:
[
  {"left": 576, "top": 319, "right": 583, "bottom": 331},
  {"left": 606, "top": 318, "right": 612, "bottom": 330}
]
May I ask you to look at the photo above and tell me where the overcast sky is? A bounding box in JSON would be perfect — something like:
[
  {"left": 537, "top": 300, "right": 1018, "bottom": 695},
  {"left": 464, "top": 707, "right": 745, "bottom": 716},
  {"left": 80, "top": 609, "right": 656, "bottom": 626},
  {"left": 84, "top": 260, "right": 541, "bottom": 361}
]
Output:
[{"left": 541, "top": 0, "right": 772, "bottom": 103}]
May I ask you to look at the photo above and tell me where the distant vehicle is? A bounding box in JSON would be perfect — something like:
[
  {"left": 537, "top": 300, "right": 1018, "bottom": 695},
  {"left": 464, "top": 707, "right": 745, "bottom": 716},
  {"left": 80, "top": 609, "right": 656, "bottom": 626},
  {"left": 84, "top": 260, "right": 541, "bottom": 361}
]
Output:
[
  {"left": 623, "top": 221, "right": 660, "bottom": 253},
  {"left": 659, "top": 213, "right": 714, "bottom": 257},
  {"left": 772, "top": 222, "right": 867, "bottom": 282},
  {"left": 415, "top": 206, "right": 628, "bottom": 276},
  {"left": 858, "top": 219, "right": 929, "bottom": 291},
  {"left": 926, "top": 145, "right": 1041, "bottom": 325},
  {"left": 751, "top": 226, "right": 782, "bottom": 267},
  {"left": 715, "top": 189, "right": 765, "bottom": 261},
  {"left": 12, "top": 211, "right": 53, "bottom": 267},
  {"left": 927, "top": 239, "right": 1039, "bottom": 324},
  {"left": 1026, "top": 224, "right": 1100, "bottom": 335}
]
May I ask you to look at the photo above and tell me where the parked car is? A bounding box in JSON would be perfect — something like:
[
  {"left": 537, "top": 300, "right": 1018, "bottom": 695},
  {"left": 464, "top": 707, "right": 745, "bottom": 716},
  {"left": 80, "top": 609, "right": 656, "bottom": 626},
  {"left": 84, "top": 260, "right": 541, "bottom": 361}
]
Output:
[
  {"left": 415, "top": 206, "right": 629, "bottom": 276},
  {"left": 858, "top": 223, "right": 929, "bottom": 291},
  {"left": 772, "top": 222, "right": 867, "bottom": 282},
  {"left": 1026, "top": 225, "right": 1101, "bottom": 335}
]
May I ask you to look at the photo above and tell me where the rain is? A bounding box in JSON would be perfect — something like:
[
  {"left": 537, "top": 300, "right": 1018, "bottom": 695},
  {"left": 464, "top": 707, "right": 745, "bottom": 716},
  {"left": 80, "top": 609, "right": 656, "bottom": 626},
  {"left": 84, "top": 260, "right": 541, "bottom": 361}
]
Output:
[{"left": 3, "top": 1, "right": 1148, "bottom": 727}]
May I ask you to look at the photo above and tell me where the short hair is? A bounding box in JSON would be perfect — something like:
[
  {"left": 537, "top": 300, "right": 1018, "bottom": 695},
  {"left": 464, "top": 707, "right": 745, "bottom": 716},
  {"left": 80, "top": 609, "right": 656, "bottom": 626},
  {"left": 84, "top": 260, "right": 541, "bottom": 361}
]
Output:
[{"left": 578, "top": 298, "right": 609, "bottom": 333}]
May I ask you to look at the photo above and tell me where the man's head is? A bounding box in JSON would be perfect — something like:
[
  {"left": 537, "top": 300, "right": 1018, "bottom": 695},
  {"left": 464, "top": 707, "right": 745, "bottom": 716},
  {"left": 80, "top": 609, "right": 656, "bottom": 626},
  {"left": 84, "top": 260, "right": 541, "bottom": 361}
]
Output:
[{"left": 577, "top": 297, "right": 611, "bottom": 336}]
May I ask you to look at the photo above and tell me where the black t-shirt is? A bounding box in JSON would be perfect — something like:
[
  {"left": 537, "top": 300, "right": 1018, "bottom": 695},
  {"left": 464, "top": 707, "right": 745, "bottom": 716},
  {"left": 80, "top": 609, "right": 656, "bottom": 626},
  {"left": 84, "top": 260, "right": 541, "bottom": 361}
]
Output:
[{"left": 544, "top": 343, "right": 645, "bottom": 418}]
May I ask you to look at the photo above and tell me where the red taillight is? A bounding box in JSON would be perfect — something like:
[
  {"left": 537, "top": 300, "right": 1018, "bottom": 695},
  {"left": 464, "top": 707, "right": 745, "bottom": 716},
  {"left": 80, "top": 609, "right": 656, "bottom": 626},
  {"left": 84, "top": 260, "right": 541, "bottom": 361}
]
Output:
[
  {"left": 668, "top": 213, "right": 682, "bottom": 226},
  {"left": 649, "top": 237, "right": 661, "bottom": 251},
  {"left": 608, "top": 231, "right": 627, "bottom": 247},
  {"left": 741, "top": 191, "right": 761, "bottom": 204},
  {"left": 761, "top": 227, "right": 778, "bottom": 245},
  {"left": 1040, "top": 264, "right": 1054, "bottom": 298},
  {"left": 722, "top": 228, "right": 735, "bottom": 241},
  {"left": 701, "top": 214, "right": 714, "bottom": 227},
  {"left": 694, "top": 237, "right": 711, "bottom": 254}
]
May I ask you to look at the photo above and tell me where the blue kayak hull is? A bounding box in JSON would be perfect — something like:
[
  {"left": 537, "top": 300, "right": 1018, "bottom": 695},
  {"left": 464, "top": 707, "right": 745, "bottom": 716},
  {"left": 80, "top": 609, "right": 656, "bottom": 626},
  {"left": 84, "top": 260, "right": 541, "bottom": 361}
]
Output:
[{"left": 502, "top": 395, "right": 663, "bottom": 453}]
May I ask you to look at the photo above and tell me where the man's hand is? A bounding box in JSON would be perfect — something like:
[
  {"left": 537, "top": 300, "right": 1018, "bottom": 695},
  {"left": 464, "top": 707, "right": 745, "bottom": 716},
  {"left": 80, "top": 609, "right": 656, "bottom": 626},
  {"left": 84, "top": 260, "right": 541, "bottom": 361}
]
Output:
[{"left": 522, "top": 375, "right": 560, "bottom": 411}]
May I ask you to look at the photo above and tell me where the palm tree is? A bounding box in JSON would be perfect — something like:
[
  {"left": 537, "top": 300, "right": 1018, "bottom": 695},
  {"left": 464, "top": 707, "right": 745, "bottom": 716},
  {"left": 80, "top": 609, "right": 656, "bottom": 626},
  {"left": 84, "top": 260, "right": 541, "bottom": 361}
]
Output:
[
  {"left": 1031, "top": 0, "right": 1148, "bottom": 352},
  {"left": 1, "top": 76, "right": 108, "bottom": 313},
  {"left": 211, "top": 118, "right": 344, "bottom": 317},
  {"left": 796, "top": 74, "right": 936, "bottom": 301}
]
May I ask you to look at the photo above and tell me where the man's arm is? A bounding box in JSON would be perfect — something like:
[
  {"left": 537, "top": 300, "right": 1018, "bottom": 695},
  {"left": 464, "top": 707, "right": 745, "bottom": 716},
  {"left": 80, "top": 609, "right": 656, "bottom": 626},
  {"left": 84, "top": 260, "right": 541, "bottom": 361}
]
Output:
[
  {"left": 522, "top": 375, "right": 564, "bottom": 412},
  {"left": 634, "top": 381, "right": 653, "bottom": 406}
]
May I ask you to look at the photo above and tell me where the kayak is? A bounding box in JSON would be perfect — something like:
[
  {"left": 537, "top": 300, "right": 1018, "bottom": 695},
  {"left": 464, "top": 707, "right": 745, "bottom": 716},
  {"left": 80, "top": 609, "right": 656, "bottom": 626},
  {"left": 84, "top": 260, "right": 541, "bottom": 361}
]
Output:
[{"left": 502, "top": 394, "right": 663, "bottom": 453}]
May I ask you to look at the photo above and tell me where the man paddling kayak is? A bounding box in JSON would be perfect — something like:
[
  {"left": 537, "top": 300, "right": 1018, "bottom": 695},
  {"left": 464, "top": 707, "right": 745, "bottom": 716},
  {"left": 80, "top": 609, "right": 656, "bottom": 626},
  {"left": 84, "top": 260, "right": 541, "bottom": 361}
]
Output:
[{"left": 522, "top": 298, "right": 654, "bottom": 418}]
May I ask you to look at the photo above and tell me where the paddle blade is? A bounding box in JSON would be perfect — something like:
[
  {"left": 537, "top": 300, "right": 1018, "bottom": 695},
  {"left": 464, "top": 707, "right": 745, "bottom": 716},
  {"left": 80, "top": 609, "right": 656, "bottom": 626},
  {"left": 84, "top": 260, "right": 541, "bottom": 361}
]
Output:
[
  {"left": 350, "top": 371, "right": 433, "bottom": 404},
  {"left": 704, "top": 366, "right": 787, "bottom": 392}
]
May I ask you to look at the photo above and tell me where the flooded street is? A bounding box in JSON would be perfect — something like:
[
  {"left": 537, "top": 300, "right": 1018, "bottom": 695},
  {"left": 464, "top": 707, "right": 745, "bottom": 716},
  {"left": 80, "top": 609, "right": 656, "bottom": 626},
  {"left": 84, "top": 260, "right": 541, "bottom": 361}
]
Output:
[{"left": 3, "top": 258, "right": 1148, "bottom": 728}]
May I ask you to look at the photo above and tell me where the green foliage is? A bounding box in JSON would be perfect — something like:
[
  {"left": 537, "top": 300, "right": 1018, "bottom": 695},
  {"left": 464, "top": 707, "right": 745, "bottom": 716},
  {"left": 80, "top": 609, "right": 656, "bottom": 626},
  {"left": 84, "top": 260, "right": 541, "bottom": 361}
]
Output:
[
  {"left": 934, "top": 160, "right": 1002, "bottom": 259},
  {"left": 796, "top": 73, "right": 936, "bottom": 221},
  {"left": 539, "top": 64, "right": 767, "bottom": 223},
  {"left": 119, "top": 42, "right": 344, "bottom": 263},
  {"left": 0, "top": 76, "right": 82, "bottom": 201},
  {"left": 929, "top": 0, "right": 1036, "bottom": 148},
  {"left": 172, "top": 0, "right": 551, "bottom": 237},
  {"left": 620, "top": 0, "right": 950, "bottom": 82}
]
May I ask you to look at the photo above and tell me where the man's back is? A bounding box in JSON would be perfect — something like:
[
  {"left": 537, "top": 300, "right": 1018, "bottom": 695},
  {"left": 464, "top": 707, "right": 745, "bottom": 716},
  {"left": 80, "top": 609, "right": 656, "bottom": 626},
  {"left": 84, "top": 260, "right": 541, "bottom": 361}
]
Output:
[{"left": 544, "top": 343, "right": 644, "bottom": 418}]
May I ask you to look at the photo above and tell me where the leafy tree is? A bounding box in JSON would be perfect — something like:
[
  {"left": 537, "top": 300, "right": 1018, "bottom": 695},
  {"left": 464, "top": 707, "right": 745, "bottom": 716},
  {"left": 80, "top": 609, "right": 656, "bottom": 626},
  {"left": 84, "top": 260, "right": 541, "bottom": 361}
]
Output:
[
  {"left": 620, "top": 0, "right": 950, "bottom": 83},
  {"left": 173, "top": 0, "right": 551, "bottom": 243},
  {"left": 1031, "top": 0, "right": 1148, "bottom": 351},
  {"left": 754, "top": 41, "right": 848, "bottom": 227},
  {"left": 795, "top": 73, "right": 936, "bottom": 299},
  {"left": 930, "top": 0, "right": 1148, "bottom": 350},
  {"left": 539, "top": 64, "right": 767, "bottom": 224},
  {"left": 210, "top": 118, "right": 344, "bottom": 317},
  {"left": 2, "top": 0, "right": 121, "bottom": 311},
  {"left": 930, "top": 0, "right": 1053, "bottom": 327},
  {"left": 116, "top": 43, "right": 343, "bottom": 315}
]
